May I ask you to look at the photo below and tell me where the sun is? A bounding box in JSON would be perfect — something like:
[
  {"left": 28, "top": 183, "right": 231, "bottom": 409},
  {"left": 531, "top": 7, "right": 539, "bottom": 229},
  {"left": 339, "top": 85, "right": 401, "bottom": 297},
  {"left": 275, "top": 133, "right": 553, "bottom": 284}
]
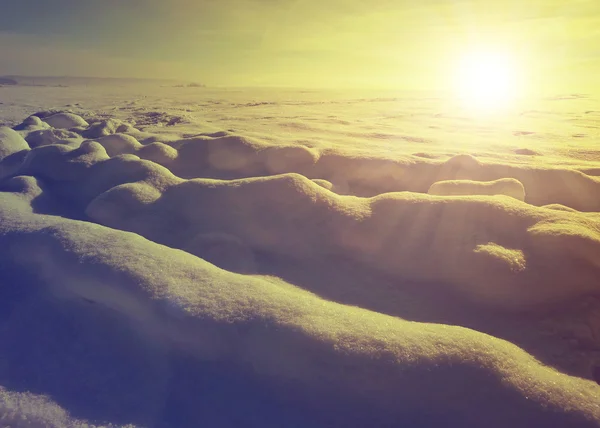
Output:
[{"left": 453, "top": 51, "right": 520, "bottom": 112}]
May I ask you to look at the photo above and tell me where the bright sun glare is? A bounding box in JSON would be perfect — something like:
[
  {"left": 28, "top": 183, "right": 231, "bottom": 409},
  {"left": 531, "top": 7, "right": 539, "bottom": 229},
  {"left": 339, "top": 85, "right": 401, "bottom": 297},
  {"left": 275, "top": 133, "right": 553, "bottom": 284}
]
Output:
[{"left": 454, "top": 51, "right": 520, "bottom": 112}]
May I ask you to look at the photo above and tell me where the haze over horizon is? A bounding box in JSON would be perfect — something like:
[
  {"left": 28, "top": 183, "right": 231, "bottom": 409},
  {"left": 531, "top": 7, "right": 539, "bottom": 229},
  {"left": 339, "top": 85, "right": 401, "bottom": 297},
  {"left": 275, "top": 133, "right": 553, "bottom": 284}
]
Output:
[{"left": 1, "top": 0, "right": 599, "bottom": 93}]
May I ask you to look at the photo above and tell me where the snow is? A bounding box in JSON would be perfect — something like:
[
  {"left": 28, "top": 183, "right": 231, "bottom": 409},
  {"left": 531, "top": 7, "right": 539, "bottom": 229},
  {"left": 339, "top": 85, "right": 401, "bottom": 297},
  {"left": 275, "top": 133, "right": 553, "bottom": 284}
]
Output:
[
  {"left": 0, "top": 126, "right": 28, "bottom": 161},
  {"left": 0, "top": 82, "right": 599, "bottom": 427},
  {"left": 24, "top": 128, "right": 82, "bottom": 148},
  {"left": 0, "top": 126, "right": 29, "bottom": 180},
  {"left": 42, "top": 112, "right": 89, "bottom": 129},
  {"left": 93, "top": 133, "right": 143, "bottom": 157},
  {"left": 428, "top": 177, "right": 526, "bottom": 201}
]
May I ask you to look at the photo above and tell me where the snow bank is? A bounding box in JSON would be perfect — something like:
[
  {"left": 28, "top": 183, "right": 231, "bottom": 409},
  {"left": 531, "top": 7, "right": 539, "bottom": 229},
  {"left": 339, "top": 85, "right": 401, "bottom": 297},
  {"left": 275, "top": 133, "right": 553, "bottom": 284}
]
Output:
[
  {"left": 0, "top": 186, "right": 598, "bottom": 427},
  {"left": 1, "top": 111, "right": 600, "bottom": 427},
  {"left": 22, "top": 148, "right": 594, "bottom": 307},
  {"left": 7, "top": 114, "right": 599, "bottom": 307},
  {"left": 428, "top": 178, "right": 526, "bottom": 201},
  {"left": 9, "top": 111, "right": 600, "bottom": 210}
]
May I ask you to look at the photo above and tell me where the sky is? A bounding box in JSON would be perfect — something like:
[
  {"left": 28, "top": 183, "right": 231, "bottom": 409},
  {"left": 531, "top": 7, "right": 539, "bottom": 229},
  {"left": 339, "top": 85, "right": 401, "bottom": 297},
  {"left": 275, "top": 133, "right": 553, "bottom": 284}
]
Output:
[{"left": 0, "top": 0, "right": 599, "bottom": 91}]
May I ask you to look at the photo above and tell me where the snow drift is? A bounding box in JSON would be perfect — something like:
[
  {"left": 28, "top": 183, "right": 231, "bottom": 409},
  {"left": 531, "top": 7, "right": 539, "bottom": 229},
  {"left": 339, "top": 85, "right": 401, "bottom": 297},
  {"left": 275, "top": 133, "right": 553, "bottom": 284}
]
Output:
[
  {"left": 0, "top": 107, "right": 599, "bottom": 428},
  {"left": 428, "top": 177, "right": 526, "bottom": 201}
]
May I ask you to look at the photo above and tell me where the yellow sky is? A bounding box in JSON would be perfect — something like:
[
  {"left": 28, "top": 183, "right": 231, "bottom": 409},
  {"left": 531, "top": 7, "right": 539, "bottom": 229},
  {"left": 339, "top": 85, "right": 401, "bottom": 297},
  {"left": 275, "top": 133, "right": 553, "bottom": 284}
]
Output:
[{"left": 0, "top": 0, "right": 598, "bottom": 92}]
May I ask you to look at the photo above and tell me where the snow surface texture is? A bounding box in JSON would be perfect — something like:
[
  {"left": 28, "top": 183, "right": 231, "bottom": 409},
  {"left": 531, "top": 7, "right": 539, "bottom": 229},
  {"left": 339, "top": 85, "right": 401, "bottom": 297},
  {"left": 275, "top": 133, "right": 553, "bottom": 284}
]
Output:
[
  {"left": 428, "top": 177, "right": 526, "bottom": 201},
  {"left": 0, "top": 86, "right": 600, "bottom": 428}
]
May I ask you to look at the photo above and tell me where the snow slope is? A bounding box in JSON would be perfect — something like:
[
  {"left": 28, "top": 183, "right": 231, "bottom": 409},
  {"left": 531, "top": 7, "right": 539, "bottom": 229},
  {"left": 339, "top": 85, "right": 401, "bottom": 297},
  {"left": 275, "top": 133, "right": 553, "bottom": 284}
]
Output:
[{"left": 0, "top": 84, "right": 599, "bottom": 427}]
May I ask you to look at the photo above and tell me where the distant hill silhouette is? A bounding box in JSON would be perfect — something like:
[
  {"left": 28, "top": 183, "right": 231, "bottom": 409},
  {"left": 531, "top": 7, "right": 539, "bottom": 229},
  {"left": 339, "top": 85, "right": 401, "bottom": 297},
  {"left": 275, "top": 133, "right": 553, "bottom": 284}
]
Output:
[
  {"left": 0, "top": 75, "right": 195, "bottom": 87},
  {"left": 0, "top": 77, "right": 18, "bottom": 85}
]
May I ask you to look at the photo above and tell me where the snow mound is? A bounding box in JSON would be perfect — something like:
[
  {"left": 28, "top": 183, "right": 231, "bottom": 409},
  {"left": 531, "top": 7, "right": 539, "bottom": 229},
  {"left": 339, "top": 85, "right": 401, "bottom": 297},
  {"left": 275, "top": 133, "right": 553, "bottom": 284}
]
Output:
[
  {"left": 0, "top": 127, "right": 29, "bottom": 161},
  {"left": 23, "top": 115, "right": 45, "bottom": 127},
  {"left": 86, "top": 182, "right": 165, "bottom": 227},
  {"left": 9, "top": 111, "right": 600, "bottom": 210},
  {"left": 13, "top": 115, "right": 51, "bottom": 131},
  {"left": 542, "top": 204, "right": 579, "bottom": 213},
  {"left": 25, "top": 129, "right": 82, "bottom": 148},
  {"left": 0, "top": 386, "right": 105, "bottom": 428},
  {"left": 136, "top": 142, "right": 178, "bottom": 166},
  {"left": 55, "top": 156, "right": 596, "bottom": 307},
  {"left": 0, "top": 185, "right": 598, "bottom": 427},
  {"left": 42, "top": 112, "right": 89, "bottom": 129},
  {"left": 172, "top": 135, "right": 263, "bottom": 178},
  {"left": 205, "top": 135, "right": 262, "bottom": 172},
  {"left": 93, "top": 133, "right": 143, "bottom": 157},
  {"left": 444, "top": 153, "right": 482, "bottom": 170},
  {"left": 312, "top": 154, "right": 409, "bottom": 196},
  {"left": 261, "top": 145, "right": 319, "bottom": 175},
  {"left": 19, "top": 141, "right": 109, "bottom": 186},
  {"left": 428, "top": 178, "right": 526, "bottom": 201},
  {"left": 83, "top": 118, "right": 137, "bottom": 138},
  {"left": 0, "top": 127, "right": 30, "bottom": 180},
  {"left": 8, "top": 130, "right": 596, "bottom": 307},
  {"left": 1, "top": 111, "right": 600, "bottom": 427}
]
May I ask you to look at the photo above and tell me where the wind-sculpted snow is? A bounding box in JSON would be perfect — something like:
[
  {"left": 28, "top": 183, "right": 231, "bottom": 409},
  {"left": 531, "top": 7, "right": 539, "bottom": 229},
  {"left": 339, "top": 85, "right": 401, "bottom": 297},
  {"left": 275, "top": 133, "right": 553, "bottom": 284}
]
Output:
[
  {"left": 0, "top": 127, "right": 29, "bottom": 181},
  {"left": 428, "top": 177, "right": 526, "bottom": 201},
  {"left": 42, "top": 113, "right": 89, "bottom": 130},
  {"left": 87, "top": 173, "right": 600, "bottom": 307},
  {"left": 0, "top": 110, "right": 600, "bottom": 427},
  {"left": 10, "top": 126, "right": 599, "bottom": 307},
  {"left": 0, "top": 127, "right": 29, "bottom": 160},
  {"left": 0, "top": 181, "right": 599, "bottom": 428}
]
